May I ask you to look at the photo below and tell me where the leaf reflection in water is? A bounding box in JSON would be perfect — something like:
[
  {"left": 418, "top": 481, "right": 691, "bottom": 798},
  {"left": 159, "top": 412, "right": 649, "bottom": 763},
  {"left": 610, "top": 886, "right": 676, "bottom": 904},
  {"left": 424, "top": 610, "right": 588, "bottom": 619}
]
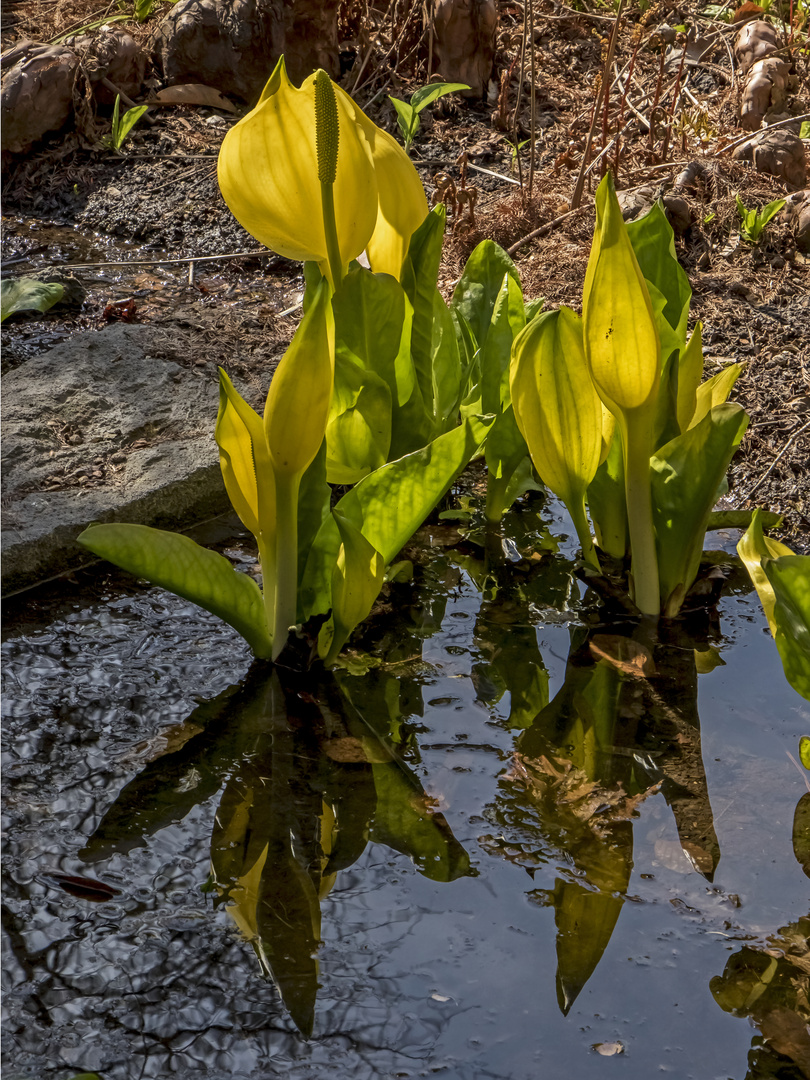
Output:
[
  {"left": 82, "top": 665, "right": 472, "bottom": 1036},
  {"left": 482, "top": 616, "right": 724, "bottom": 1013},
  {"left": 711, "top": 910, "right": 810, "bottom": 1078}
]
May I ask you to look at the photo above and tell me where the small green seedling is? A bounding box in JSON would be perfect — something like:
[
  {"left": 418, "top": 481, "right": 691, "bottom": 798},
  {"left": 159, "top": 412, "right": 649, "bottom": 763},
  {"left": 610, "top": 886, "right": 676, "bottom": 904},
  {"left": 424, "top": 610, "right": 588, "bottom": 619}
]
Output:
[
  {"left": 504, "top": 136, "right": 530, "bottom": 174},
  {"left": 736, "top": 194, "right": 785, "bottom": 244},
  {"left": 389, "top": 82, "right": 469, "bottom": 152},
  {"left": 102, "top": 94, "right": 149, "bottom": 152}
]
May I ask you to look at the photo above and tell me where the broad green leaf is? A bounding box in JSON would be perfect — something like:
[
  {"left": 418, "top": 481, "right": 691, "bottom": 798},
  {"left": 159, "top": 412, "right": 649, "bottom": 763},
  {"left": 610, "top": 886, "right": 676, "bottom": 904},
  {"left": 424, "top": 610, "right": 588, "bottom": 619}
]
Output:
[
  {"left": 675, "top": 322, "right": 704, "bottom": 433},
  {"left": 626, "top": 200, "right": 691, "bottom": 348},
  {"left": 451, "top": 239, "right": 521, "bottom": 349},
  {"left": 763, "top": 555, "right": 810, "bottom": 701},
  {"left": 332, "top": 267, "right": 431, "bottom": 458},
  {"left": 511, "top": 308, "right": 602, "bottom": 567},
  {"left": 326, "top": 355, "right": 392, "bottom": 483},
  {"left": 296, "top": 440, "right": 331, "bottom": 591},
  {"left": 587, "top": 427, "right": 627, "bottom": 559},
  {"left": 691, "top": 363, "right": 743, "bottom": 428},
  {"left": 369, "top": 758, "right": 471, "bottom": 881},
  {"left": 800, "top": 737, "right": 810, "bottom": 770},
  {"left": 401, "top": 205, "right": 447, "bottom": 413},
  {"left": 430, "top": 289, "right": 465, "bottom": 428},
  {"left": 301, "top": 416, "right": 493, "bottom": 619},
  {"left": 552, "top": 871, "right": 628, "bottom": 1015},
  {"left": 480, "top": 273, "right": 525, "bottom": 414},
  {"left": 265, "top": 277, "right": 334, "bottom": 476},
  {"left": 78, "top": 523, "right": 272, "bottom": 658},
  {"left": 524, "top": 296, "right": 545, "bottom": 323},
  {"left": 1, "top": 278, "right": 64, "bottom": 322},
  {"left": 410, "top": 82, "right": 470, "bottom": 111},
  {"left": 483, "top": 405, "right": 529, "bottom": 522},
  {"left": 651, "top": 403, "right": 749, "bottom": 616},
  {"left": 319, "top": 511, "right": 385, "bottom": 665}
]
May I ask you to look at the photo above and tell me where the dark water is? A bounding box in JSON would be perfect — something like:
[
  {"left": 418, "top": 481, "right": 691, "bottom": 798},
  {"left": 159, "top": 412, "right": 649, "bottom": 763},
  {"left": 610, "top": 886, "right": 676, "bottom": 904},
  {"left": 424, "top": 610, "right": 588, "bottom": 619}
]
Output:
[{"left": 3, "top": 502, "right": 809, "bottom": 1080}]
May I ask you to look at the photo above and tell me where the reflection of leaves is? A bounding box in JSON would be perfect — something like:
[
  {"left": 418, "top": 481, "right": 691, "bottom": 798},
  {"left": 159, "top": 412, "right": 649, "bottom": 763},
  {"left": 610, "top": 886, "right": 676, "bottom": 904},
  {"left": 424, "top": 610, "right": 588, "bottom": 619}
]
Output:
[
  {"left": 710, "top": 917, "right": 810, "bottom": 1078},
  {"left": 84, "top": 663, "right": 473, "bottom": 1034},
  {"left": 588, "top": 634, "right": 655, "bottom": 677},
  {"left": 793, "top": 793, "right": 810, "bottom": 879},
  {"left": 506, "top": 751, "right": 659, "bottom": 835},
  {"left": 370, "top": 759, "right": 470, "bottom": 881}
]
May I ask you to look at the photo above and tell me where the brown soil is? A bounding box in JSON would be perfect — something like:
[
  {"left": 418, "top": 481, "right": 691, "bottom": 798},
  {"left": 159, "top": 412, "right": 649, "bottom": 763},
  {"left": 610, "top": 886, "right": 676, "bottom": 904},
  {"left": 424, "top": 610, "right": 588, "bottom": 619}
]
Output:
[{"left": 2, "top": 0, "right": 809, "bottom": 549}]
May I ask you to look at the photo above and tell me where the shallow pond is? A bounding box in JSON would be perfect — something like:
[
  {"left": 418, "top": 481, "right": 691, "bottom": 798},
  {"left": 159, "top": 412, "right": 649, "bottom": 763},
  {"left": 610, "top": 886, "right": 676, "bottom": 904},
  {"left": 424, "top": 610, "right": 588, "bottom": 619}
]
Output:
[{"left": 3, "top": 498, "right": 809, "bottom": 1080}]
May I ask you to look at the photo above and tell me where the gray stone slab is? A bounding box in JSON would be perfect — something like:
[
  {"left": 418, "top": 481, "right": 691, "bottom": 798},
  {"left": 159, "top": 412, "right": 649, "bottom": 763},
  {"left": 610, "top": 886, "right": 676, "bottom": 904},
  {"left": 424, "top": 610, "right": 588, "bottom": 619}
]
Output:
[{"left": 2, "top": 323, "right": 231, "bottom": 594}]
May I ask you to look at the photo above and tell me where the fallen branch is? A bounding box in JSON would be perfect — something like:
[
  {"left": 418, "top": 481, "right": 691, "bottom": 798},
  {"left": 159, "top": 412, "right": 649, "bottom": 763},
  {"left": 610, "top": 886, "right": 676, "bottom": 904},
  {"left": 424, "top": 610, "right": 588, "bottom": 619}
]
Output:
[
  {"left": 741, "top": 418, "right": 810, "bottom": 502},
  {"left": 14, "top": 250, "right": 273, "bottom": 271}
]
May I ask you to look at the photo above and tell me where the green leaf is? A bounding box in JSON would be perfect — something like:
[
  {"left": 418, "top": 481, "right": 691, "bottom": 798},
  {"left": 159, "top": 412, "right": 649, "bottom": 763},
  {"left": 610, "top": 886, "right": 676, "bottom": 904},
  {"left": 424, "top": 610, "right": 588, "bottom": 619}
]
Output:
[
  {"left": 318, "top": 511, "right": 385, "bottom": 665},
  {"left": 479, "top": 273, "right": 525, "bottom": 415},
  {"left": 707, "top": 508, "right": 781, "bottom": 531},
  {"left": 800, "top": 737, "right": 810, "bottom": 770},
  {"left": 326, "top": 354, "right": 392, "bottom": 483},
  {"left": 1, "top": 277, "right": 64, "bottom": 322},
  {"left": 77, "top": 523, "right": 273, "bottom": 658},
  {"left": 793, "top": 792, "right": 810, "bottom": 878},
  {"left": 401, "top": 205, "right": 447, "bottom": 417},
  {"left": 801, "top": 121, "right": 810, "bottom": 140},
  {"left": 332, "top": 267, "right": 431, "bottom": 459},
  {"left": 389, "top": 96, "right": 418, "bottom": 147},
  {"left": 410, "top": 82, "right": 470, "bottom": 111},
  {"left": 651, "top": 403, "right": 749, "bottom": 615},
  {"left": 430, "top": 288, "right": 465, "bottom": 428},
  {"left": 763, "top": 555, "right": 810, "bottom": 701},
  {"left": 484, "top": 405, "right": 529, "bottom": 522},
  {"left": 116, "top": 104, "right": 149, "bottom": 145},
  {"left": 452, "top": 240, "right": 521, "bottom": 349},
  {"left": 301, "top": 416, "right": 493, "bottom": 619},
  {"left": 626, "top": 200, "right": 691, "bottom": 349},
  {"left": 296, "top": 440, "right": 331, "bottom": 592},
  {"left": 587, "top": 429, "right": 627, "bottom": 560},
  {"left": 736, "top": 509, "right": 794, "bottom": 634}
]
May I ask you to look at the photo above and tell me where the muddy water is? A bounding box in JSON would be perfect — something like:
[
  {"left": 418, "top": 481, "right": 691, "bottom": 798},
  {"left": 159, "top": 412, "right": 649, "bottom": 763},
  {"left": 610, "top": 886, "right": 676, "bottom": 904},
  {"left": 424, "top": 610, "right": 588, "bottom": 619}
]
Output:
[{"left": 2, "top": 502, "right": 809, "bottom": 1080}]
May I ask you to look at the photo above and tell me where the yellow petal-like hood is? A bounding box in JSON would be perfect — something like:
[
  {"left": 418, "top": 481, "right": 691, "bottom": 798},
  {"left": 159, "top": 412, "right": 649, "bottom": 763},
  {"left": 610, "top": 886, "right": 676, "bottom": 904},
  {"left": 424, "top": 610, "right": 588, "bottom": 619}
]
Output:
[
  {"left": 361, "top": 125, "right": 429, "bottom": 278},
  {"left": 583, "top": 174, "right": 660, "bottom": 415},
  {"left": 218, "top": 57, "right": 379, "bottom": 265}
]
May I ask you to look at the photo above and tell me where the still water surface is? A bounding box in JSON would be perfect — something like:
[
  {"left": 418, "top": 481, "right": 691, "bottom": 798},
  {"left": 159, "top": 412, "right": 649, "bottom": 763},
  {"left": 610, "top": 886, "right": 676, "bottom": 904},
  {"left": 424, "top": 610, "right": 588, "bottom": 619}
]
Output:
[{"left": 3, "top": 503, "right": 809, "bottom": 1079}]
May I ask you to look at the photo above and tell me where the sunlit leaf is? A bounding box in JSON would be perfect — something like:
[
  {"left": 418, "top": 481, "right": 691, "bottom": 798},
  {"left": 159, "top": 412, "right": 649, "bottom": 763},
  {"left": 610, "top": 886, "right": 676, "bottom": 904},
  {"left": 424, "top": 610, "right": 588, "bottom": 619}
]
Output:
[
  {"left": 651, "top": 403, "right": 749, "bottom": 616},
  {"left": 1, "top": 278, "right": 64, "bottom": 322},
  {"left": 77, "top": 523, "right": 272, "bottom": 658}
]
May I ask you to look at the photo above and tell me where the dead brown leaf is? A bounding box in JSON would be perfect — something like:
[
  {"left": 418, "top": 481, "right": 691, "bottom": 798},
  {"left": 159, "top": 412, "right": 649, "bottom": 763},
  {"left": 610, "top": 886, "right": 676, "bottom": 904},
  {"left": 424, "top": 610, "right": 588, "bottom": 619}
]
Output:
[
  {"left": 153, "top": 84, "right": 237, "bottom": 113},
  {"left": 589, "top": 634, "right": 656, "bottom": 677}
]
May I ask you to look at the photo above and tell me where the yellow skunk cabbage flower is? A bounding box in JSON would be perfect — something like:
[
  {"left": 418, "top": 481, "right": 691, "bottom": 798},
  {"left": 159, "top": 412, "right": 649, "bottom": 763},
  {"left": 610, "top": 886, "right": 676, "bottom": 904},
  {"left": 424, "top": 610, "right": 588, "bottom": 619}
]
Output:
[
  {"left": 582, "top": 174, "right": 660, "bottom": 417},
  {"left": 582, "top": 173, "right": 661, "bottom": 616},
  {"left": 218, "top": 56, "right": 427, "bottom": 282},
  {"left": 510, "top": 307, "right": 603, "bottom": 569},
  {"left": 215, "top": 278, "right": 335, "bottom": 657}
]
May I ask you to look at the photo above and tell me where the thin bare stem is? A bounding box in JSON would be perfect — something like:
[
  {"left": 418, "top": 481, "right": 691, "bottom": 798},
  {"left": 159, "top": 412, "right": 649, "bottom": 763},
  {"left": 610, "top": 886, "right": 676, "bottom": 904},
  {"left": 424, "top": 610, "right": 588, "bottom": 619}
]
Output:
[{"left": 571, "top": 0, "right": 624, "bottom": 211}]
